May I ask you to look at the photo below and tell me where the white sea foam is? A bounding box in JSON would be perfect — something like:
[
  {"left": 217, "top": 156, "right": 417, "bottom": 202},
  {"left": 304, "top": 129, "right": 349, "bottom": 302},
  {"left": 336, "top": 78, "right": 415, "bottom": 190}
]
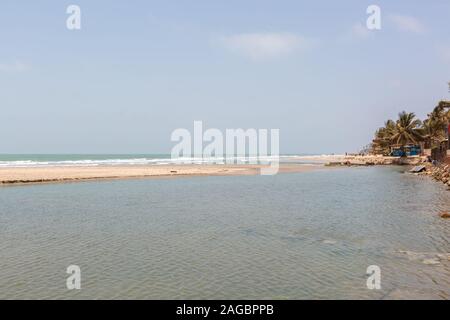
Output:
[
  {"left": 0, "top": 154, "right": 334, "bottom": 168},
  {"left": 0, "top": 155, "right": 289, "bottom": 168}
]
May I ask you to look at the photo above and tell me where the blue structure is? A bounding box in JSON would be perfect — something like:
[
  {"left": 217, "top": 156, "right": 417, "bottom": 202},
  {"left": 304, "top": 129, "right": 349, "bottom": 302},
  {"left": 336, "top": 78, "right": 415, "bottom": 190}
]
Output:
[{"left": 391, "top": 145, "right": 421, "bottom": 157}]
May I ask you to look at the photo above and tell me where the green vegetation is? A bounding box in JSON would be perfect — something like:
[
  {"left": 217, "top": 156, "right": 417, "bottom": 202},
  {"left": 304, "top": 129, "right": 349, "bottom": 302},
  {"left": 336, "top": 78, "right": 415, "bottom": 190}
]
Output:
[{"left": 371, "top": 100, "right": 450, "bottom": 156}]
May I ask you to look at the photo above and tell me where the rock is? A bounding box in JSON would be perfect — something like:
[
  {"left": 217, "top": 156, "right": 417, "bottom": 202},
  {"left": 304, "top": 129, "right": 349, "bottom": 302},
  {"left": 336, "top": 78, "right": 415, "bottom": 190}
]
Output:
[
  {"left": 439, "top": 211, "right": 450, "bottom": 219},
  {"left": 422, "top": 258, "right": 440, "bottom": 265},
  {"left": 409, "top": 165, "right": 426, "bottom": 173},
  {"left": 436, "top": 253, "right": 450, "bottom": 261},
  {"left": 325, "top": 162, "right": 342, "bottom": 166}
]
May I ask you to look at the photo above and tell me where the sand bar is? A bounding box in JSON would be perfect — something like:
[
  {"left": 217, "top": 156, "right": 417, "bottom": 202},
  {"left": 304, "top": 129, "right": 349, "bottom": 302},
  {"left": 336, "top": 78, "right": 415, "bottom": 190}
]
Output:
[{"left": 0, "top": 164, "right": 324, "bottom": 185}]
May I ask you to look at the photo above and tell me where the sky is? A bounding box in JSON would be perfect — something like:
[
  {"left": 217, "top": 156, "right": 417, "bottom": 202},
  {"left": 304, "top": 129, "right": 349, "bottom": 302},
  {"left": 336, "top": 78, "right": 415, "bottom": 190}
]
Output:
[{"left": 0, "top": 0, "right": 449, "bottom": 154}]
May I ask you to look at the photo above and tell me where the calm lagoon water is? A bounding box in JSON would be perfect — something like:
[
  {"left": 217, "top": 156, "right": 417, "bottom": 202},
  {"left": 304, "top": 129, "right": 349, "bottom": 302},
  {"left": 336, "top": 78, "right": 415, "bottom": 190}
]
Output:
[{"left": 0, "top": 166, "right": 449, "bottom": 299}]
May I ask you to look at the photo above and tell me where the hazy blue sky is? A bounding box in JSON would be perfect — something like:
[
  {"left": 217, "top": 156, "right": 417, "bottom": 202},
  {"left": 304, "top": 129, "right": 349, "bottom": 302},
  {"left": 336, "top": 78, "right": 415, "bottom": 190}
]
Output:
[{"left": 1, "top": 0, "right": 449, "bottom": 154}]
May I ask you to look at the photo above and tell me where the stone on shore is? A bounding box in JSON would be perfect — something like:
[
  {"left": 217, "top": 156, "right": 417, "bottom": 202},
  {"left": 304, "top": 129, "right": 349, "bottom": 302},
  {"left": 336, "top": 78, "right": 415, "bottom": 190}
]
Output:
[
  {"left": 439, "top": 211, "right": 450, "bottom": 219},
  {"left": 422, "top": 258, "right": 440, "bottom": 265},
  {"left": 325, "top": 155, "right": 426, "bottom": 167}
]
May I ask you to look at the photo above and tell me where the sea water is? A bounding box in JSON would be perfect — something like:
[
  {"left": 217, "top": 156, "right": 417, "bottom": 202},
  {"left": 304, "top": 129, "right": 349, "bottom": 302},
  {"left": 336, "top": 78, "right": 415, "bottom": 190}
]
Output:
[{"left": 0, "top": 165, "right": 449, "bottom": 299}]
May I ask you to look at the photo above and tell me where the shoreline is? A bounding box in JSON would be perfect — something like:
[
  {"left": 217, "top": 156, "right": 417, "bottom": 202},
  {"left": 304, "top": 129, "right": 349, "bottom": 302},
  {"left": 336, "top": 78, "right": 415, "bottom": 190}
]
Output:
[
  {"left": 414, "top": 162, "right": 450, "bottom": 189},
  {"left": 0, "top": 163, "right": 326, "bottom": 186},
  {"left": 0, "top": 154, "right": 431, "bottom": 186},
  {"left": 1, "top": 154, "right": 446, "bottom": 188},
  {"left": 323, "top": 155, "right": 425, "bottom": 166}
]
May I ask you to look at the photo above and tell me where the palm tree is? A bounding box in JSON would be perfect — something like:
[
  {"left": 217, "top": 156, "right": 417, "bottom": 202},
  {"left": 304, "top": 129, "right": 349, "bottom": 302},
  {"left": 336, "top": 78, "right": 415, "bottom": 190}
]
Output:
[
  {"left": 430, "top": 104, "right": 448, "bottom": 124},
  {"left": 423, "top": 101, "right": 450, "bottom": 150},
  {"left": 372, "top": 120, "right": 396, "bottom": 155},
  {"left": 423, "top": 105, "right": 447, "bottom": 146},
  {"left": 390, "top": 111, "right": 424, "bottom": 155},
  {"left": 422, "top": 117, "right": 446, "bottom": 148},
  {"left": 370, "top": 96, "right": 450, "bottom": 157}
]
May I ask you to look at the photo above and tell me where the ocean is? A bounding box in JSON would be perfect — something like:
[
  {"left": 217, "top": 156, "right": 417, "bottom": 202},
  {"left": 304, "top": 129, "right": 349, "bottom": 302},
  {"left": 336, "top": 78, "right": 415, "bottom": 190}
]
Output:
[
  {"left": 0, "top": 160, "right": 449, "bottom": 299},
  {"left": 0, "top": 154, "right": 329, "bottom": 167},
  {"left": 0, "top": 154, "right": 181, "bottom": 167}
]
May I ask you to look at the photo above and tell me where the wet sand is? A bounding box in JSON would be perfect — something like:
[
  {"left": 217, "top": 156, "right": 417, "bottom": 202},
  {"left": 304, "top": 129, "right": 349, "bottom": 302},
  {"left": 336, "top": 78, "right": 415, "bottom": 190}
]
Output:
[{"left": 0, "top": 163, "right": 324, "bottom": 185}]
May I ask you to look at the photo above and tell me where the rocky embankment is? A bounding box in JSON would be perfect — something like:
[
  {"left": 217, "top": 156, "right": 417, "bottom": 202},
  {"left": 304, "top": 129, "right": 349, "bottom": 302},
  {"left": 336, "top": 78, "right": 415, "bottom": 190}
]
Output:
[
  {"left": 325, "top": 155, "right": 425, "bottom": 167},
  {"left": 416, "top": 163, "right": 450, "bottom": 190}
]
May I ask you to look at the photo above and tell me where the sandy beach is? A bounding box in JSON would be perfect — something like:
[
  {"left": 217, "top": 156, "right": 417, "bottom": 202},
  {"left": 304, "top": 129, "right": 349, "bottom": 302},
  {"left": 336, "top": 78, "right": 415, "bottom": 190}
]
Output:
[{"left": 0, "top": 163, "right": 324, "bottom": 185}]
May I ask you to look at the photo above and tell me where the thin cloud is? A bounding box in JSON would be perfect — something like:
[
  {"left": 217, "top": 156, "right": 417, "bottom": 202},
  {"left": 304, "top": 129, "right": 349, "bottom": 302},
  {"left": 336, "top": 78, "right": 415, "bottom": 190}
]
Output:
[
  {"left": 220, "top": 33, "right": 312, "bottom": 61},
  {"left": 0, "top": 60, "right": 29, "bottom": 72},
  {"left": 437, "top": 46, "right": 450, "bottom": 64},
  {"left": 351, "top": 23, "right": 373, "bottom": 39},
  {"left": 389, "top": 14, "right": 425, "bottom": 34}
]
